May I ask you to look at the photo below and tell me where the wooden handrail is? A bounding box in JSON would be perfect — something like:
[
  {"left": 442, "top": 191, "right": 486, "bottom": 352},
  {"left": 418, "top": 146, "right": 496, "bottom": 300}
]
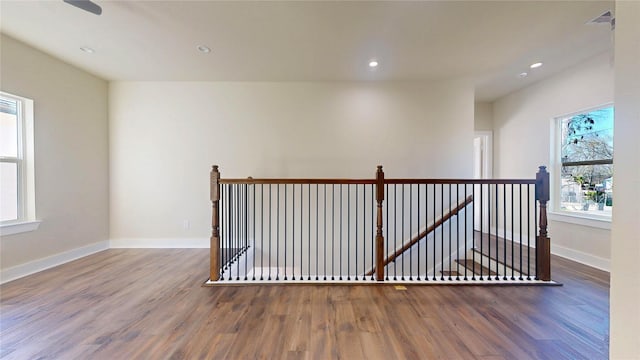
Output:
[
  {"left": 365, "top": 195, "right": 474, "bottom": 277},
  {"left": 220, "top": 178, "right": 376, "bottom": 185},
  {"left": 220, "top": 178, "right": 535, "bottom": 185},
  {"left": 385, "top": 179, "right": 536, "bottom": 185}
]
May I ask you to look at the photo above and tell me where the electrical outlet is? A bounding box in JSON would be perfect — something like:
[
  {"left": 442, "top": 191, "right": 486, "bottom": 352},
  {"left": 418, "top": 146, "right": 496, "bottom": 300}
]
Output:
[{"left": 182, "top": 220, "right": 190, "bottom": 230}]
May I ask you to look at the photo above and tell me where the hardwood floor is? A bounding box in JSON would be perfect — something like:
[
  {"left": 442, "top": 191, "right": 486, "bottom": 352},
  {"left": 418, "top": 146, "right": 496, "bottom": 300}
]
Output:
[{"left": 0, "top": 249, "right": 609, "bottom": 359}]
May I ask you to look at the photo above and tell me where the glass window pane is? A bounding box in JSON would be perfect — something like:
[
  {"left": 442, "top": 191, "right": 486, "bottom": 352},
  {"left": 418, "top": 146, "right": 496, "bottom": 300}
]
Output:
[
  {"left": 1, "top": 162, "right": 19, "bottom": 222},
  {"left": 0, "top": 110, "right": 18, "bottom": 157},
  {"left": 560, "top": 164, "right": 613, "bottom": 215},
  {"left": 561, "top": 107, "right": 613, "bottom": 163}
]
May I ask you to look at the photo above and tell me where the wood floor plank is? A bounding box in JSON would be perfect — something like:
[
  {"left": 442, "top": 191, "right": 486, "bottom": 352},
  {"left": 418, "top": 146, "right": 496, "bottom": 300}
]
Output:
[{"left": 0, "top": 249, "right": 610, "bottom": 359}]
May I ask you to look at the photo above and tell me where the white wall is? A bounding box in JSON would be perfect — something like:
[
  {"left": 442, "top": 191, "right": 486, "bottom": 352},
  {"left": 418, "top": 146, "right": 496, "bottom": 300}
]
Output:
[
  {"left": 474, "top": 102, "right": 493, "bottom": 131},
  {"left": 610, "top": 1, "right": 640, "bottom": 357},
  {"left": 492, "top": 52, "right": 614, "bottom": 269},
  {"left": 0, "top": 35, "right": 109, "bottom": 276},
  {"left": 109, "top": 81, "right": 474, "bottom": 244}
]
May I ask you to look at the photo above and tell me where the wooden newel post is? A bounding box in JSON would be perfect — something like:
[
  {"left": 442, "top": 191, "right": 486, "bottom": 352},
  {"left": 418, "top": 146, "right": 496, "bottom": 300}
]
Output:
[
  {"left": 210, "top": 165, "right": 221, "bottom": 281},
  {"left": 375, "top": 165, "right": 385, "bottom": 281},
  {"left": 535, "top": 165, "right": 551, "bottom": 281}
]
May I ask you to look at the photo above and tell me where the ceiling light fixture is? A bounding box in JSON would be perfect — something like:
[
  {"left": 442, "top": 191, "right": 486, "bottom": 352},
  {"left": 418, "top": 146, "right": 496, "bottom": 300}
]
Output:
[
  {"left": 530, "top": 62, "right": 543, "bottom": 69},
  {"left": 518, "top": 72, "right": 528, "bottom": 78},
  {"left": 368, "top": 60, "right": 379, "bottom": 68},
  {"left": 80, "top": 46, "right": 95, "bottom": 54},
  {"left": 197, "top": 45, "right": 211, "bottom": 53}
]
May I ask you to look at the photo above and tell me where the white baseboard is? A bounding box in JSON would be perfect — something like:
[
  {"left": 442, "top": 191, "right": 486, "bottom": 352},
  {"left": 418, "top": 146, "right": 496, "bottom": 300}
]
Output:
[
  {"left": 0, "top": 241, "right": 109, "bottom": 284},
  {"left": 550, "top": 244, "right": 610, "bottom": 272},
  {"left": 109, "top": 238, "right": 209, "bottom": 248},
  {"left": 488, "top": 226, "right": 610, "bottom": 272}
]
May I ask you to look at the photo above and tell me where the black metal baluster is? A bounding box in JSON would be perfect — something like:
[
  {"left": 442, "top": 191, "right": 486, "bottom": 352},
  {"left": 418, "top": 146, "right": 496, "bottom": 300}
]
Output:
[
  {"left": 292, "top": 185, "right": 296, "bottom": 281},
  {"left": 347, "top": 185, "right": 351, "bottom": 281},
  {"left": 409, "top": 184, "right": 412, "bottom": 280},
  {"left": 519, "top": 184, "right": 523, "bottom": 280},
  {"left": 527, "top": 184, "right": 531, "bottom": 280},
  {"left": 245, "top": 184, "right": 248, "bottom": 280},
  {"left": 401, "top": 184, "right": 405, "bottom": 281},
  {"left": 362, "top": 184, "right": 366, "bottom": 281},
  {"left": 496, "top": 184, "right": 501, "bottom": 281},
  {"left": 394, "top": 185, "right": 398, "bottom": 280},
  {"left": 432, "top": 184, "right": 436, "bottom": 281},
  {"left": 339, "top": 184, "right": 343, "bottom": 280},
  {"left": 465, "top": 183, "right": 469, "bottom": 281},
  {"left": 417, "top": 184, "right": 420, "bottom": 281},
  {"left": 511, "top": 184, "right": 515, "bottom": 280},
  {"left": 496, "top": 184, "right": 500, "bottom": 280},
  {"left": 308, "top": 184, "right": 311, "bottom": 280},
  {"left": 503, "top": 183, "right": 507, "bottom": 280},
  {"left": 225, "top": 184, "right": 229, "bottom": 278},
  {"left": 425, "top": 184, "right": 429, "bottom": 281},
  {"left": 355, "top": 184, "right": 358, "bottom": 280},
  {"left": 260, "top": 184, "right": 264, "bottom": 281},
  {"left": 477, "top": 183, "right": 481, "bottom": 281},
  {"left": 371, "top": 184, "right": 375, "bottom": 281},
  {"left": 245, "top": 184, "right": 248, "bottom": 255},
  {"left": 332, "top": 184, "right": 335, "bottom": 280},
  {"left": 252, "top": 184, "right": 256, "bottom": 280},
  {"left": 284, "top": 185, "right": 288, "bottom": 281},
  {"left": 276, "top": 184, "right": 280, "bottom": 281},
  {"left": 385, "top": 184, "right": 389, "bottom": 281},
  {"left": 268, "top": 184, "right": 272, "bottom": 280},
  {"left": 236, "top": 184, "right": 241, "bottom": 280},
  {"left": 324, "top": 184, "right": 327, "bottom": 281},
  {"left": 316, "top": 184, "right": 319, "bottom": 281},
  {"left": 456, "top": 184, "right": 460, "bottom": 281},
  {"left": 441, "top": 184, "right": 444, "bottom": 281},
  {"left": 480, "top": 184, "right": 484, "bottom": 280},
  {"left": 220, "top": 184, "right": 225, "bottom": 279},
  {"left": 448, "top": 184, "right": 452, "bottom": 281},
  {"left": 534, "top": 185, "right": 538, "bottom": 280},
  {"left": 301, "top": 184, "right": 304, "bottom": 281}
]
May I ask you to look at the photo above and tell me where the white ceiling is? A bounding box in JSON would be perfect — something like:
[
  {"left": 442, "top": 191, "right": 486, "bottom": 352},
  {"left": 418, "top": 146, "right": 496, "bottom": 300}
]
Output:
[{"left": 0, "top": 1, "right": 614, "bottom": 101}]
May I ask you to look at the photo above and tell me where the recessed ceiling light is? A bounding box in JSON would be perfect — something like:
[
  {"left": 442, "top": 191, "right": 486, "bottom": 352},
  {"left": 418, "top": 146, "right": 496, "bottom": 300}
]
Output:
[
  {"left": 368, "top": 60, "right": 379, "bottom": 68},
  {"left": 530, "top": 62, "right": 543, "bottom": 69},
  {"left": 518, "top": 72, "right": 528, "bottom": 78},
  {"left": 80, "top": 46, "right": 95, "bottom": 54},
  {"left": 197, "top": 45, "right": 211, "bottom": 53}
]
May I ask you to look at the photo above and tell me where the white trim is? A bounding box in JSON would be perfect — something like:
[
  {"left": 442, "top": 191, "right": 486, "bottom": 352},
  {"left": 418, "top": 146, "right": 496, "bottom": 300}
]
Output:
[
  {"left": 548, "top": 211, "right": 611, "bottom": 229},
  {"left": 0, "top": 220, "right": 41, "bottom": 236},
  {"left": 474, "top": 130, "right": 493, "bottom": 178},
  {"left": 551, "top": 243, "right": 610, "bottom": 272},
  {"left": 109, "top": 237, "right": 209, "bottom": 248},
  {"left": 0, "top": 92, "right": 36, "bottom": 226},
  {"left": 0, "top": 241, "right": 109, "bottom": 284}
]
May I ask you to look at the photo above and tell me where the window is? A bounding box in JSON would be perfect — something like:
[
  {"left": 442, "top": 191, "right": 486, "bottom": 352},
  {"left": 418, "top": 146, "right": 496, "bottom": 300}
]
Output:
[
  {"left": 551, "top": 105, "right": 613, "bottom": 222},
  {"left": 0, "top": 91, "right": 38, "bottom": 235}
]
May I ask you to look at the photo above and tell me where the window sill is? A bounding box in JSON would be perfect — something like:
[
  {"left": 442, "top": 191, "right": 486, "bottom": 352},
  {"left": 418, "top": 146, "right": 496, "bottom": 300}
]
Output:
[
  {"left": 548, "top": 211, "right": 611, "bottom": 230},
  {"left": 0, "top": 220, "right": 41, "bottom": 236}
]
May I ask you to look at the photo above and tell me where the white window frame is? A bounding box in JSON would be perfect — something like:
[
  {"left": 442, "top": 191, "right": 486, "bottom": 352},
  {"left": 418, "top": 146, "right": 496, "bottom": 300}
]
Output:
[
  {"left": 0, "top": 91, "right": 39, "bottom": 235},
  {"left": 549, "top": 103, "right": 613, "bottom": 230}
]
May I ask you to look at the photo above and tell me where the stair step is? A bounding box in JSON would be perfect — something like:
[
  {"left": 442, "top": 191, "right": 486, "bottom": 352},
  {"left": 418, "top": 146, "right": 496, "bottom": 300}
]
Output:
[{"left": 455, "top": 259, "right": 497, "bottom": 276}]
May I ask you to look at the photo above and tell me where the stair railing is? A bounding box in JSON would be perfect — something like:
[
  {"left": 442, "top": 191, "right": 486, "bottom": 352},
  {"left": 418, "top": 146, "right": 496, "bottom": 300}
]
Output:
[{"left": 208, "top": 165, "right": 552, "bottom": 283}]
